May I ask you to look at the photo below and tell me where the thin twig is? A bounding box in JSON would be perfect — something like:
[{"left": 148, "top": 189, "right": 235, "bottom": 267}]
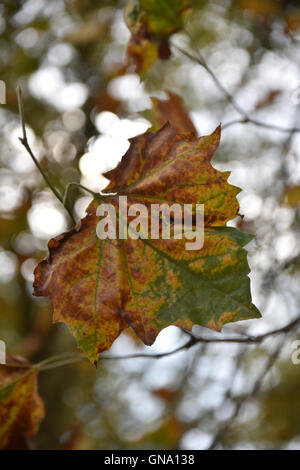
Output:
[
  {"left": 207, "top": 339, "right": 284, "bottom": 449},
  {"left": 38, "top": 337, "right": 197, "bottom": 371},
  {"left": 101, "top": 337, "right": 196, "bottom": 361},
  {"left": 2, "top": 315, "right": 299, "bottom": 377},
  {"left": 173, "top": 43, "right": 247, "bottom": 118},
  {"left": 186, "top": 314, "right": 300, "bottom": 344},
  {"left": 173, "top": 43, "right": 300, "bottom": 135},
  {"left": 17, "top": 86, "right": 76, "bottom": 224}
]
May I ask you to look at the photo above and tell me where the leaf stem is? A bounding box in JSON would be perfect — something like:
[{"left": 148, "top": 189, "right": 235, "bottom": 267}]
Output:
[
  {"left": 17, "top": 86, "right": 76, "bottom": 225},
  {"left": 63, "top": 182, "right": 99, "bottom": 208}
]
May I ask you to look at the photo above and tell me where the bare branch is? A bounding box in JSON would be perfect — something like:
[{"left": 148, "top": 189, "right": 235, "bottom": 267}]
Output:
[
  {"left": 207, "top": 340, "right": 284, "bottom": 449},
  {"left": 17, "top": 86, "right": 76, "bottom": 225},
  {"left": 183, "top": 314, "right": 300, "bottom": 345},
  {"left": 223, "top": 117, "right": 300, "bottom": 133},
  {"left": 173, "top": 43, "right": 300, "bottom": 135},
  {"left": 173, "top": 44, "right": 247, "bottom": 118},
  {"left": 4, "top": 315, "right": 297, "bottom": 375}
]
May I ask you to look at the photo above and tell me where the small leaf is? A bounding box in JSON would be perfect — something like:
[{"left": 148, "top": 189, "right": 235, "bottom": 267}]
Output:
[
  {"left": 0, "top": 357, "right": 44, "bottom": 450},
  {"left": 125, "top": 0, "right": 191, "bottom": 75}
]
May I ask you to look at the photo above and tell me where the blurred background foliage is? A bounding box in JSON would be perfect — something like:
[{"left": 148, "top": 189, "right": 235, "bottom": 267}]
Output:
[{"left": 0, "top": 0, "right": 300, "bottom": 450}]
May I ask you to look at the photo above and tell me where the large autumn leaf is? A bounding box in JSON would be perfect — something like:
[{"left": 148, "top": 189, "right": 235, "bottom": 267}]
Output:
[
  {"left": 0, "top": 357, "right": 44, "bottom": 449},
  {"left": 125, "top": 0, "right": 191, "bottom": 75},
  {"left": 33, "top": 116, "right": 260, "bottom": 364}
]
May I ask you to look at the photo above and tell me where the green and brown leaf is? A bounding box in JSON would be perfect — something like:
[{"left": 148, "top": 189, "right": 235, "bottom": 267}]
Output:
[
  {"left": 33, "top": 97, "right": 260, "bottom": 364},
  {"left": 0, "top": 357, "right": 44, "bottom": 450}
]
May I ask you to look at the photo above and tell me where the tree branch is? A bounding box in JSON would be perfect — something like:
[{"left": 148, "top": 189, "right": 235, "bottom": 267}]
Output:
[
  {"left": 173, "top": 43, "right": 300, "bottom": 135},
  {"left": 2, "top": 315, "right": 298, "bottom": 379},
  {"left": 207, "top": 339, "right": 284, "bottom": 449},
  {"left": 17, "top": 86, "right": 76, "bottom": 225},
  {"left": 186, "top": 314, "right": 300, "bottom": 344}
]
